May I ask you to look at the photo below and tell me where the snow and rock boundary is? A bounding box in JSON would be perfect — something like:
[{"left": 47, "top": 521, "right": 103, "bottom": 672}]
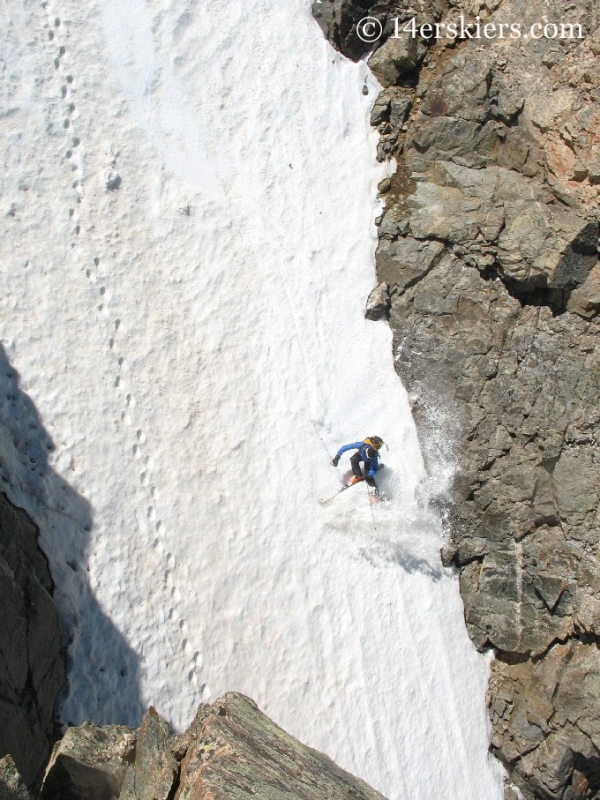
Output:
[{"left": 313, "top": 0, "right": 600, "bottom": 797}]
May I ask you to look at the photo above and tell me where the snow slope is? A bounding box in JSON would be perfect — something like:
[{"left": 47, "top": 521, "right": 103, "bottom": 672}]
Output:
[{"left": 0, "top": 0, "right": 503, "bottom": 797}]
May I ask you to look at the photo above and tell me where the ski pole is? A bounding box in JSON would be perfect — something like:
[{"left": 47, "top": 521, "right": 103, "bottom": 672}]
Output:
[
  {"left": 366, "top": 482, "right": 378, "bottom": 531},
  {"left": 310, "top": 420, "right": 335, "bottom": 464}
]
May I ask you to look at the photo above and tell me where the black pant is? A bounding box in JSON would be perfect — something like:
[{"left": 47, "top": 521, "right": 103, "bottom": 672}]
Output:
[{"left": 350, "top": 452, "right": 369, "bottom": 478}]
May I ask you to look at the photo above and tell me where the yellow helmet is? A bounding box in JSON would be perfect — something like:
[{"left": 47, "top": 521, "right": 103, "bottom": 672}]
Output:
[{"left": 364, "top": 436, "right": 384, "bottom": 450}]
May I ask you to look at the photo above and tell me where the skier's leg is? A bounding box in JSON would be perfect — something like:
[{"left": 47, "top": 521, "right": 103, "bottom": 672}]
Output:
[{"left": 350, "top": 452, "right": 362, "bottom": 478}]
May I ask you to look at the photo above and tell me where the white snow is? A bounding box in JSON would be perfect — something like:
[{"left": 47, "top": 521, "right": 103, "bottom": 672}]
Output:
[{"left": 0, "top": 0, "right": 503, "bottom": 798}]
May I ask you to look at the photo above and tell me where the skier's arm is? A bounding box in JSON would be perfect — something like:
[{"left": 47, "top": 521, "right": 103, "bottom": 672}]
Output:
[
  {"left": 367, "top": 452, "right": 379, "bottom": 479},
  {"left": 336, "top": 441, "right": 363, "bottom": 459}
]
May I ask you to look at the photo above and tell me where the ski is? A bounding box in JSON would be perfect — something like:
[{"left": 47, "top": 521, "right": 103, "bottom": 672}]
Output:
[
  {"left": 319, "top": 462, "right": 386, "bottom": 505},
  {"left": 319, "top": 477, "right": 364, "bottom": 505}
]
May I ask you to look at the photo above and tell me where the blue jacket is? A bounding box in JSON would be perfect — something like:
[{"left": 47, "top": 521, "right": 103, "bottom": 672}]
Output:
[{"left": 336, "top": 441, "right": 379, "bottom": 478}]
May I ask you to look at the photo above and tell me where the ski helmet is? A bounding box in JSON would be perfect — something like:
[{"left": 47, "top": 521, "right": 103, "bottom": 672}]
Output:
[{"left": 364, "top": 436, "right": 384, "bottom": 450}]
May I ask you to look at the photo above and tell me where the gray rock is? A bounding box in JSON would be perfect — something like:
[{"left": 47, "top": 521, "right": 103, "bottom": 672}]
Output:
[
  {"left": 389, "top": 93, "right": 412, "bottom": 129},
  {"left": 377, "top": 203, "right": 410, "bottom": 240},
  {"left": 365, "top": 282, "right": 390, "bottom": 320},
  {"left": 175, "top": 693, "right": 388, "bottom": 800},
  {"left": 589, "top": 150, "right": 600, "bottom": 185},
  {"left": 38, "top": 693, "right": 389, "bottom": 800},
  {"left": 503, "top": 782, "right": 522, "bottom": 800},
  {"left": 376, "top": 236, "right": 444, "bottom": 290},
  {"left": 420, "top": 56, "right": 494, "bottom": 123},
  {"left": 0, "top": 494, "right": 64, "bottom": 787},
  {"left": 568, "top": 264, "right": 600, "bottom": 317},
  {"left": 311, "top": 0, "right": 442, "bottom": 62},
  {"left": 407, "top": 177, "right": 505, "bottom": 245},
  {"left": 491, "top": 641, "right": 600, "bottom": 798},
  {"left": 370, "top": 91, "right": 391, "bottom": 126},
  {"left": 399, "top": 160, "right": 599, "bottom": 294},
  {"left": 497, "top": 205, "right": 598, "bottom": 290},
  {"left": 133, "top": 708, "right": 176, "bottom": 800},
  {"left": 378, "top": 177, "right": 392, "bottom": 194},
  {"left": 118, "top": 766, "right": 135, "bottom": 800},
  {"left": 0, "top": 756, "right": 32, "bottom": 800},
  {"left": 368, "top": 33, "right": 418, "bottom": 88},
  {"left": 406, "top": 54, "right": 540, "bottom": 176},
  {"left": 40, "top": 723, "right": 136, "bottom": 800}
]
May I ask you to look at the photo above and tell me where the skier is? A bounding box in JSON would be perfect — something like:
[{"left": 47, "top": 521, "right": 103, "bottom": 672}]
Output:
[{"left": 331, "top": 436, "right": 384, "bottom": 487}]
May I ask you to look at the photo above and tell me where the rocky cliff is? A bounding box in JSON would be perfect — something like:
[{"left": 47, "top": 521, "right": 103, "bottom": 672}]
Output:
[
  {"left": 34, "top": 693, "right": 388, "bottom": 800},
  {"left": 315, "top": 0, "right": 600, "bottom": 798},
  {"left": 0, "top": 493, "right": 64, "bottom": 790}
]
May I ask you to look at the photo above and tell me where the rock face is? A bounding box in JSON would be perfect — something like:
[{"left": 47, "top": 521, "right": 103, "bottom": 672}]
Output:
[
  {"left": 131, "top": 708, "right": 177, "bottom": 800},
  {"left": 0, "top": 756, "right": 32, "bottom": 800},
  {"left": 175, "top": 693, "right": 388, "bottom": 800},
  {"left": 0, "top": 494, "right": 64, "bottom": 788},
  {"left": 365, "top": 281, "right": 391, "bottom": 320},
  {"left": 312, "top": 0, "right": 442, "bottom": 61},
  {"left": 489, "top": 642, "right": 600, "bottom": 799},
  {"left": 315, "top": 0, "right": 600, "bottom": 797},
  {"left": 40, "top": 723, "right": 136, "bottom": 800},
  {"left": 39, "top": 694, "right": 388, "bottom": 800}
]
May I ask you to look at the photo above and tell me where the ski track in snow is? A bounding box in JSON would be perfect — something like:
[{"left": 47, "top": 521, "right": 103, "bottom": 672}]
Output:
[{"left": 0, "top": 0, "right": 504, "bottom": 797}]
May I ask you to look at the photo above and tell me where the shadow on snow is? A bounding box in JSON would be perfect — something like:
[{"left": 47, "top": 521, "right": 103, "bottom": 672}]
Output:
[{"left": 0, "top": 344, "right": 144, "bottom": 727}]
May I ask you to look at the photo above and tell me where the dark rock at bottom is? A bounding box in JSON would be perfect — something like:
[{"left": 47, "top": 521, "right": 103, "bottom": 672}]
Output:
[{"left": 37, "top": 693, "right": 388, "bottom": 800}]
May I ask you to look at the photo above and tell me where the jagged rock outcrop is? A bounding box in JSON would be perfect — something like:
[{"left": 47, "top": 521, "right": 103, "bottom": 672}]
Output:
[
  {"left": 175, "top": 693, "right": 388, "bottom": 800},
  {"left": 0, "top": 494, "right": 64, "bottom": 788},
  {"left": 312, "top": 0, "right": 442, "bottom": 61},
  {"left": 315, "top": 0, "right": 600, "bottom": 797},
  {"left": 40, "top": 723, "right": 136, "bottom": 800},
  {"left": 40, "top": 694, "right": 388, "bottom": 800},
  {"left": 131, "top": 707, "right": 177, "bottom": 800},
  {"left": 0, "top": 756, "right": 32, "bottom": 800},
  {"left": 392, "top": 252, "right": 600, "bottom": 657},
  {"left": 489, "top": 641, "right": 600, "bottom": 799},
  {"left": 365, "top": 281, "right": 391, "bottom": 319}
]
